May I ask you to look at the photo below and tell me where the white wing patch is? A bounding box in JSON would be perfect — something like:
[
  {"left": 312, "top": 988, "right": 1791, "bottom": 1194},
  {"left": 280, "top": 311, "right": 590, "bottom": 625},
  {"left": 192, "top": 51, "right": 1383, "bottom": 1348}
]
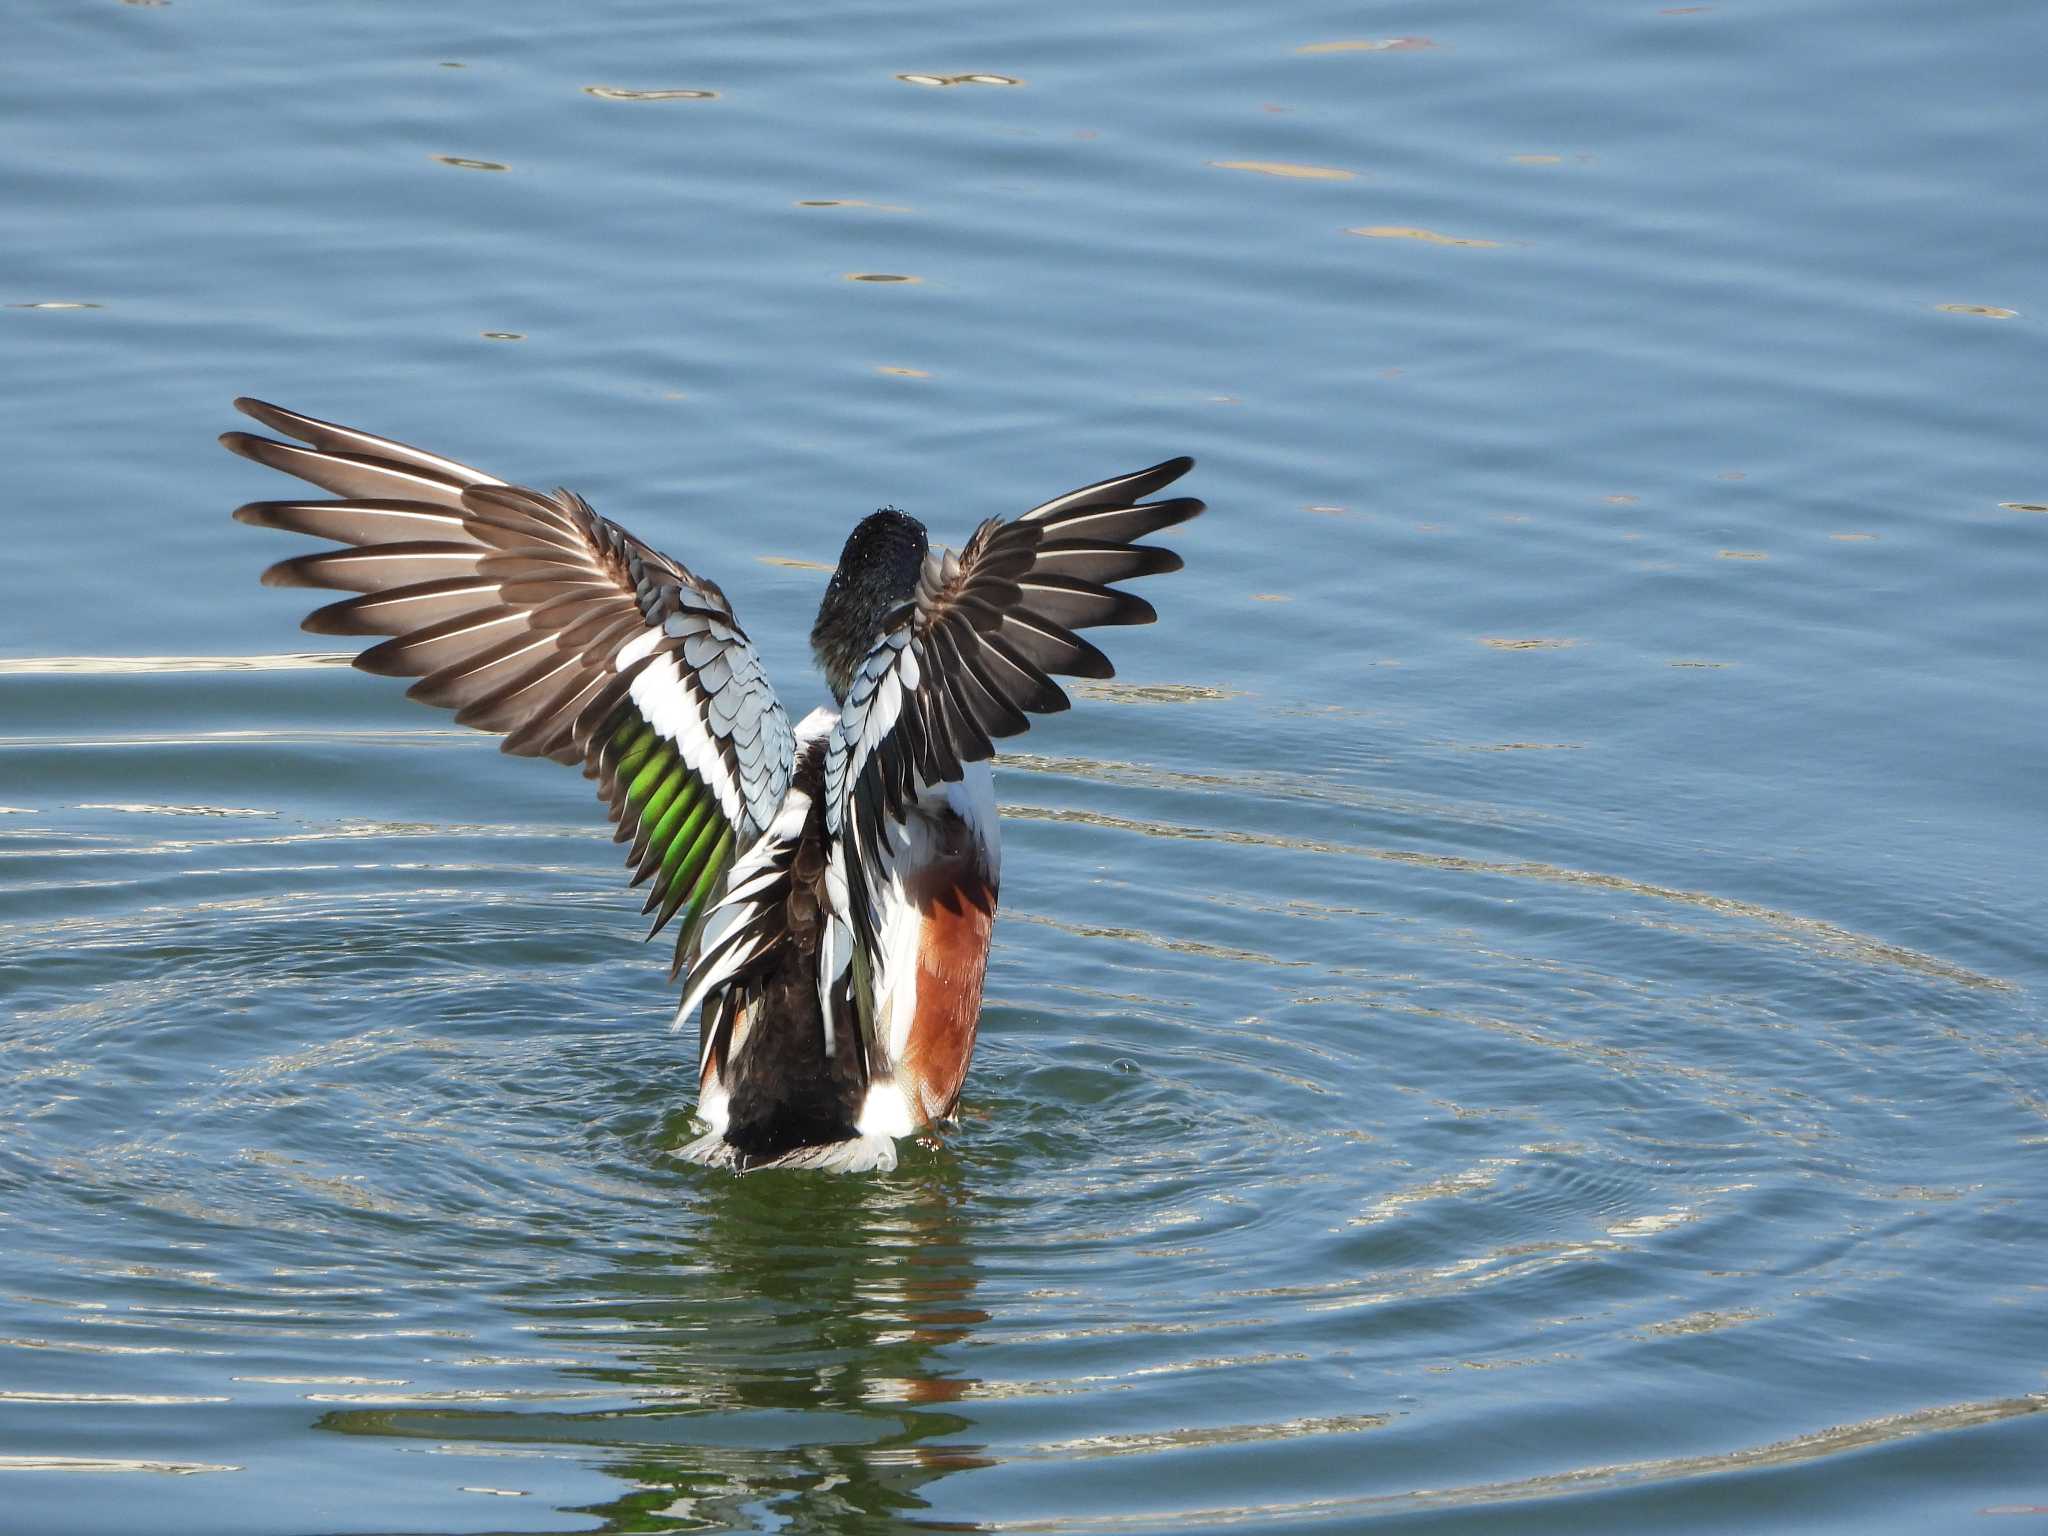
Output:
[{"left": 620, "top": 608, "right": 795, "bottom": 842}]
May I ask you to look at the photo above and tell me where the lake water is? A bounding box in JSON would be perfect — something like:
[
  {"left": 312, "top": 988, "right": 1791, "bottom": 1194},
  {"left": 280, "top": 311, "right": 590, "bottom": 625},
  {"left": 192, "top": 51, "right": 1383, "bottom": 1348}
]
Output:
[{"left": 4, "top": 1, "right": 2046, "bottom": 1531}]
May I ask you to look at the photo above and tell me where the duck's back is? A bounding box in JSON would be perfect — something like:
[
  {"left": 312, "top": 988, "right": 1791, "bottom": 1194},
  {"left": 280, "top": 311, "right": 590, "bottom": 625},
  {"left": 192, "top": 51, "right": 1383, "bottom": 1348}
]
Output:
[
  {"left": 689, "top": 735, "right": 863, "bottom": 1169},
  {"left": 686, "top": 734, "right": 1001, "bottom": 1173}
]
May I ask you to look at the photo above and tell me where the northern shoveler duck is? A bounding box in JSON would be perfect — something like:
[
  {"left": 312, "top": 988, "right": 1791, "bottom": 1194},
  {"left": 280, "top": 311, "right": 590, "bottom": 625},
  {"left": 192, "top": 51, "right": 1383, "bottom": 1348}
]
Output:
[{"left": 222, "top": 399, "right": 1202, "bottom": 1172}]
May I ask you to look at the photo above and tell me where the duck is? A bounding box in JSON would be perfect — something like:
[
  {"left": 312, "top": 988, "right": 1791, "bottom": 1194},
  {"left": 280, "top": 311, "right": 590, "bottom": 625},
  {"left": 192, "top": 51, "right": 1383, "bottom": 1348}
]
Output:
[{"left": 221, "top": 399, "right": 1202, "bottom": 1172}]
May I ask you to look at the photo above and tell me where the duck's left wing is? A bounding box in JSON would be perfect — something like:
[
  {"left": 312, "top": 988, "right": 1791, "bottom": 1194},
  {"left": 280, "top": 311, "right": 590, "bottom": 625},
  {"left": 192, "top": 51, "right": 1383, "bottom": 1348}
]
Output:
[
  {"left": 819, "top": 456, "right": 1203, "bottom": 1056},
  {"left": 222, "top": 397, "right": 796, "bottom": 971}
]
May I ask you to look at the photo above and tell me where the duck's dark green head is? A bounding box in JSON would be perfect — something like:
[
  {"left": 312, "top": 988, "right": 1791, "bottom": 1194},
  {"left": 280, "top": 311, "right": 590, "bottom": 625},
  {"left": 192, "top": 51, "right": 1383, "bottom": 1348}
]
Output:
[{"left": 811, "top": 507, "right": 929, "bottom": 702}]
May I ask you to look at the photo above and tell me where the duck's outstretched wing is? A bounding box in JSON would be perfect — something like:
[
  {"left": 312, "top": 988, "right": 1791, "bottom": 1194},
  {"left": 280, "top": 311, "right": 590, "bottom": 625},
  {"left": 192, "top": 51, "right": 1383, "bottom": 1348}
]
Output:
[
  {"left": 819, "top": 455, "right": 1203, "bottom": 1056},
  {"left": 222, "top": 397, "right": 796, "bottom": 970}
]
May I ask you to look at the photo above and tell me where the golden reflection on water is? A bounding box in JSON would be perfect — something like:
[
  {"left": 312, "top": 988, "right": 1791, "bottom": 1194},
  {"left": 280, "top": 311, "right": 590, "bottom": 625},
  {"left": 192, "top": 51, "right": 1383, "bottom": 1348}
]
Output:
[
  {"left": 1636, "top": 1306, "right": 1766, "bottom": 1338},
  {"left": 75, "top": 803, "right": 273, "bottom": 819},
  {"left": 1352, "top": 1158, "right": 1516, "bottom": 1224},
  {"left": 1296, "top": 38, "right": 1437, "bottom": 54},
  {"left": 0, "top": 1334, "right": 218, "bottom": 1359},
  {"left": 1211, "top": 161, "right": 1357, "bottom": 181},
  {"left": 958, "top": 1349, "right": 1318, "bottom": 1403},
  {"left": 795, "top": 198, "right": 913, "bottom": 212},
  {"left": 0, "top": 1455, "right": 240, "bottom": 1475},
  {"left": 1935, "top": 303, "right": 2018, "bottom": 318},
  {"left": 875, "top": 364, "right": 932, "bottom": 378},
  {"left": 0, "top": 729, "right": 466, "bottom": 758},
  {"left": 581, "top": 86, "right": 718, "bottom": 101},
  {"left": 1004, "top": 746, "right": 1520, "bottom": 829},
  {"left": 999, "top": 803, "right": 2011, "bottom": 990},
  {"left": 896, "top": 72, "right": 1023, "bottom": 87},
  {"left": 1030, "top": 1411, "right": 1392, "bottom": 1460},
  {"left": 0, "top": 1390, "right": 227, "bottom": 1406},
  {"left": 1347, "top": 226, "right": 1500, "bottom": 248},
  {"left": 0, "top": 652, "right": 350, "bottom": 675},
  {"left": 1067, "top": 681, "right": 1240, "bottom": 705},
  {"left": 972, "top": 1394, "right": 2048, "bottom": 1531},
  {"left": 1008, "top": 909, "right": 1311, "bottom": 971}
]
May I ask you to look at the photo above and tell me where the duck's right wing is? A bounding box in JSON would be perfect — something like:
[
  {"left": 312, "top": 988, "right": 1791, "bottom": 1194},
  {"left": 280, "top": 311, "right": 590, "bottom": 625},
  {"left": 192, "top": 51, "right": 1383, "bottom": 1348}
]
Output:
[
  {"left": 820, "top": 455, "right": 1204, "bottom": 1062},
  {"left": 222, "top": 397, "right": 796, "bottom": 970}
]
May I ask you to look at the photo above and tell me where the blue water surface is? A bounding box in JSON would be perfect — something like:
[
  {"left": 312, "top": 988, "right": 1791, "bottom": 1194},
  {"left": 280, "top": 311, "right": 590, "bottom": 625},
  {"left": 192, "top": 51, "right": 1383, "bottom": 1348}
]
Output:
[{"left": 4, "top": 1, "right": 2046, "bottom": 1531}]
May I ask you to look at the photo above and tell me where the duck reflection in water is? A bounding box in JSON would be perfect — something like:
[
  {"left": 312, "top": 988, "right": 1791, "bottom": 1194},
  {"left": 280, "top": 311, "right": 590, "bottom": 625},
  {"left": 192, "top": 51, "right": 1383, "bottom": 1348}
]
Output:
[{"left": 315, "top": 1157, "right": 991, "bottom": 1530}]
